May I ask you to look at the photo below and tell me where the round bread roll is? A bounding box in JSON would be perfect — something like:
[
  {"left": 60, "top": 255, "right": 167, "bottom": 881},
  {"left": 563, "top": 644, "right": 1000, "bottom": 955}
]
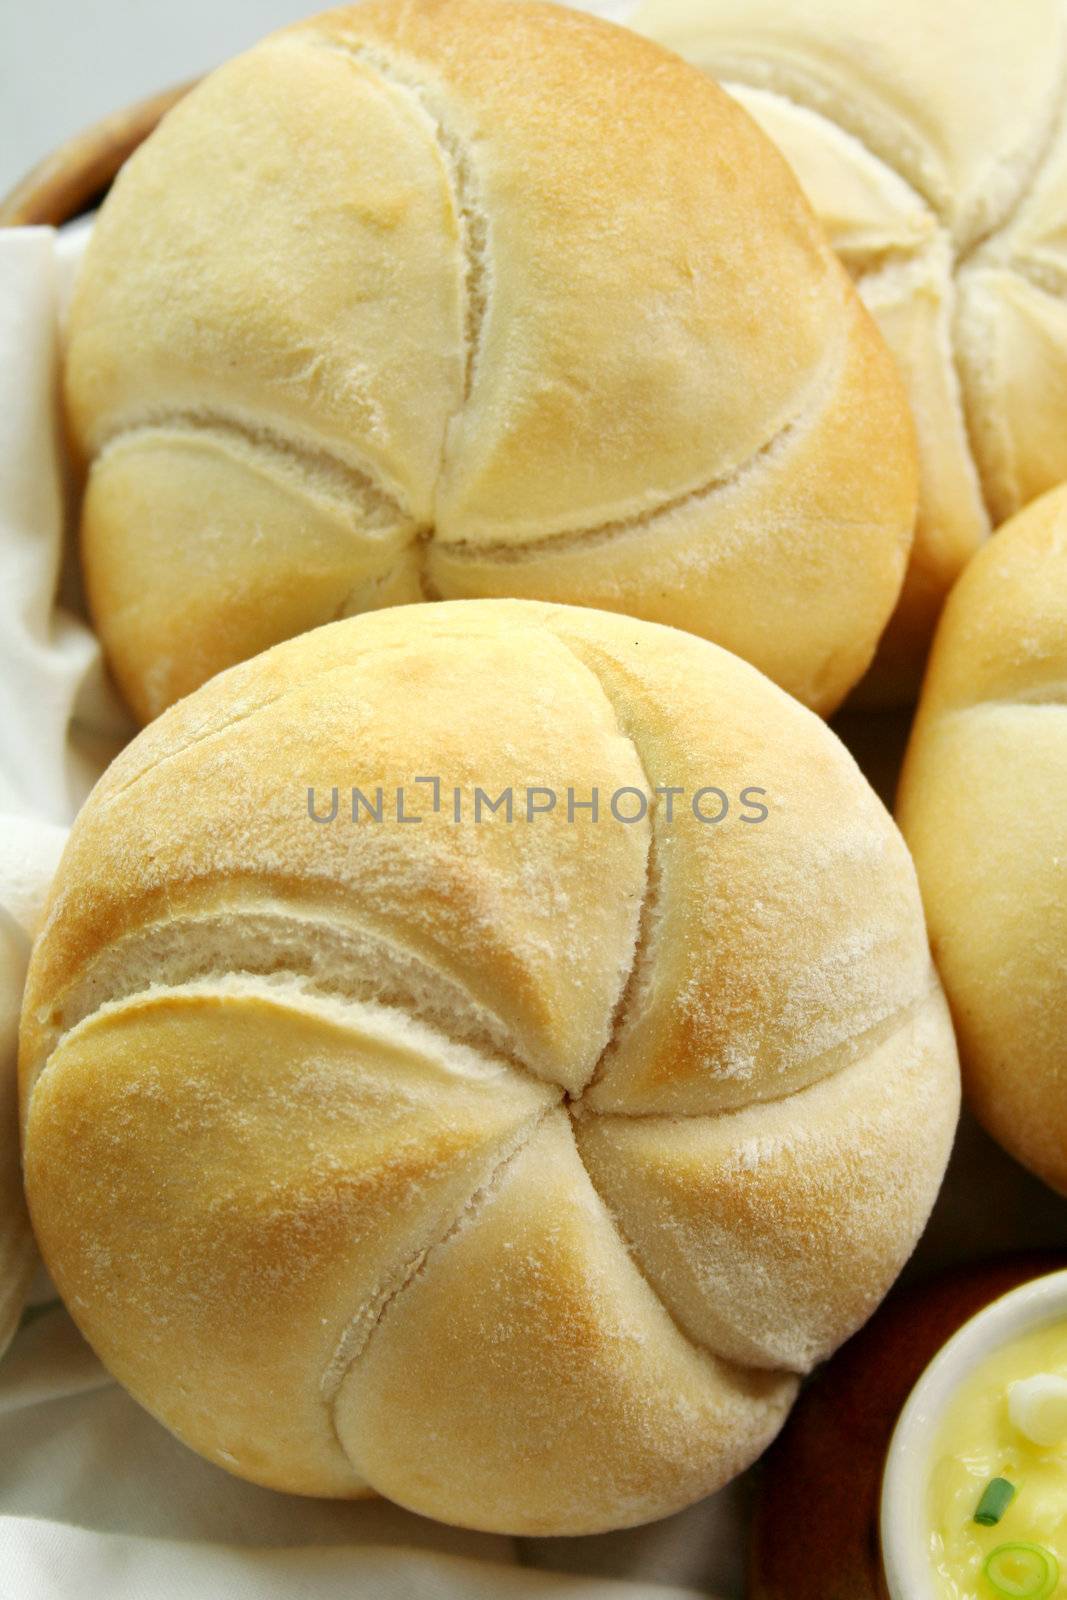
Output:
[
  {"left": 19, "top": 601, "right": 958, "bottom": 1534},
  {"left": 898, "top": 486, "right": 1067, "bottom": 1196},
  {"left": 66, "top": 0, "right": 916, "bottom": 727},
  {"left": 630, "top": 0, "right": 1067, "bottom": 699}
]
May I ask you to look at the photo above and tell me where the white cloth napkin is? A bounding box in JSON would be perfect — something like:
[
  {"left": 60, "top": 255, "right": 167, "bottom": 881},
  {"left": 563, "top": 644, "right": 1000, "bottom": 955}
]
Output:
[
  {"left": 0, "top": 221, "right": 747, "bottom": 1599},
  {"left": 0, "top": 224, "right": 132, "bottom": 1372}
]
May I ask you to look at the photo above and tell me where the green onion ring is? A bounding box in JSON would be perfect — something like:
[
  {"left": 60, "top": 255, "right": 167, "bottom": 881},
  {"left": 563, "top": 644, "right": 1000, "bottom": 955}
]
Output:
[{"left": 984, "top": 1541, "right": 1060, "bottom": 1598}]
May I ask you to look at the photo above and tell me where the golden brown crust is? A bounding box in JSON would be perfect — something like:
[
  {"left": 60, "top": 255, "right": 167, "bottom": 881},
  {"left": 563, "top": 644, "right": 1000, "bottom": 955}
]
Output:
[
  {"left": 898, "top": 485, "right": 1067, "bottom": 1194},
  {"left": 66, "top": 0, "right": 915, "bottom": 722},
  {"left": 26, "top": 982, "right": 556, "bottom": 1496},
  {"left": 21, "top": 600, "right": 957, "bottom": 1531}
]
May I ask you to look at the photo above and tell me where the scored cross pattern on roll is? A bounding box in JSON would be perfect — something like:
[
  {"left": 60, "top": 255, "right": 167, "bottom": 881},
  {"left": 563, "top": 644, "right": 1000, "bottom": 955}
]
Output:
[
  {"left": 631, "top": 0, "right": 1067, "bottom": 698},
  {"left": 18, "top": 602, "right": 959, "bottom": 1534},
  {"left": 66, "top": 0, "right": 917, "bottom": 726}
]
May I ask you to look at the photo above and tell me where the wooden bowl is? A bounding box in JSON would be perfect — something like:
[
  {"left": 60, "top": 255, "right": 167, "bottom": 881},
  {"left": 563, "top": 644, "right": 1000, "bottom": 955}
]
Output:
[{"left": 0, "top": 83, "right": 192, "bottom": 229}]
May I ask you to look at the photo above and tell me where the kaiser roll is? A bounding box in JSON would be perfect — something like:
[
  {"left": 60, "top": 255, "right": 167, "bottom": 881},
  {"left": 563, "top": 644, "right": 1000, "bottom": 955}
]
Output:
[
  {"left": 19, "top": 600, "right": 959, "bottom": 1534},
  {"left": 631, "top": 0, "right": 1067, "bottom": 698},
  {"left": 898, "top": 486, "right": 1067, "bottom": 1196},
  {"left": 66, "top": 0, "right": 916, "bottom": 726}
]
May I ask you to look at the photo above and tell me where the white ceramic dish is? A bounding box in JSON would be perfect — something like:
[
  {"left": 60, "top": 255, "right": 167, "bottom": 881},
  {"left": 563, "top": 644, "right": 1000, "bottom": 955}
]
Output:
[{"left": 881, "top": 1268, "right": 1067, "bottom": 1599}]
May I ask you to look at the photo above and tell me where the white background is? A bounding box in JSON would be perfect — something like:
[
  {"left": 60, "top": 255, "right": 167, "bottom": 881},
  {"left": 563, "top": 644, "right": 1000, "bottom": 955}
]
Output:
[{"left": 0, "top": 1, "right": 326, "bottom": 198}]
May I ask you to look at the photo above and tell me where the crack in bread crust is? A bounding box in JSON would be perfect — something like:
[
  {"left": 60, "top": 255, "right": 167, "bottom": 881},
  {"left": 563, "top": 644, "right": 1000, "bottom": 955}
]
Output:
[
  {"left": 24, "top": 904, "right": 540, "bottom": 1106},
  {"left": 324, "top": 1100, "right": 792, "bottom": 1490},
  {"left": 29, "top": 914, "right": 941, "bottom": 1128},
  {"left": 957, "top": 62, "right": 1067, "bottom": 267},
  {"left": 719, "top": 51, "right": 1067, "bottom": 248},
  {"left": 585, "top": 975, "right": 942, "bottom": 1121},
  {"left": 91, "top": 341, "right": 852, "bottom": 577},
  {"left": 140, "top": 42, "right": 848, "bottom": 572},
  {"left": 320, "top": 1099, "right": 556, "bottom": 1417},
  {"left": 717, "top": 55, "right": 1067, "bottom": 526},
  {"left": 546, "top": 637, "right": 660, "bottom": 1100},
  {"left": 94, "top": 408, "right": 414, "bottom": 528},
  {"left": 430, "top": 322, "right": 848, "bottom": 564},
  {"left": 561, "top": 1114, "right": 798, "bottom": 1380},
  {"left": 317, "top": 36, "right": 488, "bottom": 413}
]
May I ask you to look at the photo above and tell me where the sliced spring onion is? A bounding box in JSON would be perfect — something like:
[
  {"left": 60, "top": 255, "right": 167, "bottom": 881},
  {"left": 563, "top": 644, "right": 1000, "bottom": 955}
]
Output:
[
  {"left": 983, "top": 1541, "right": 1060, "bottom": 1599},
  {"left": 975, "top": 1477, "right": 1017, "bottom": 1526}
]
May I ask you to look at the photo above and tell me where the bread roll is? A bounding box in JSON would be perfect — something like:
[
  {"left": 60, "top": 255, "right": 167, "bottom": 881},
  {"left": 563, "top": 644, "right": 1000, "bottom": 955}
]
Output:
[
  {"left": 19, "top": 601, "right": 958, "bottom": 1534},
  {"left": 630, "top": 0, "right": 1067, "bottom": 699},
  {"left": 898, "top": 486, "right": 1067, "bottom": 1195},
  {"left": 66, "top": 0, "right": 916, "bottom": 726}
]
